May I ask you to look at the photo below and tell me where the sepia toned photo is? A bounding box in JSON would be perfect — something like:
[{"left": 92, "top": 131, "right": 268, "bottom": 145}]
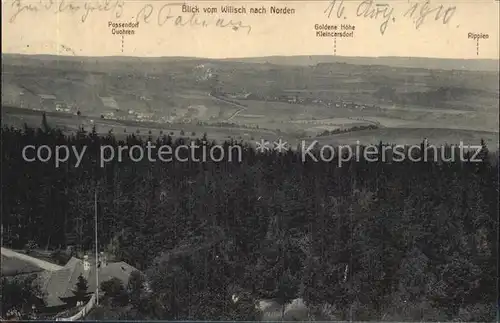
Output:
[{"left": 1, "top": 0, "right": 499, "bottom": 321}]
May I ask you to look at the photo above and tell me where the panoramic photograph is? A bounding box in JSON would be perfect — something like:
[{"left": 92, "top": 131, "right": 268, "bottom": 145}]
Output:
[
  {"left": 1, "top": 52, "right": 498, "bottom": 321},
  {"left": 1, "top": 0, "right": 499, "bottom": 321}
]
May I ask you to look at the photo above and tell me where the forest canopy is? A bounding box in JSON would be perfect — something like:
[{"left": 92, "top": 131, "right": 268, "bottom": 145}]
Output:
[{"left": 1, "top": 123, "right": 498, "bottom": 321}]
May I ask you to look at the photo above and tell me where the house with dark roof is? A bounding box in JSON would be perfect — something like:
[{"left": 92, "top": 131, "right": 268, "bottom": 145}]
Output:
[
  {"left": 0, "top": 250, "right": 139, "bottom": 315},
  {"left": 37, "top": 254, "right": 139, "bottom": 313}
]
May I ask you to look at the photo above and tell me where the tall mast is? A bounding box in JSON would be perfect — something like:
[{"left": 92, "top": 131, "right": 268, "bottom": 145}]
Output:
[{"left": 95, "top": 186, "right": 99, "bottom": 306}]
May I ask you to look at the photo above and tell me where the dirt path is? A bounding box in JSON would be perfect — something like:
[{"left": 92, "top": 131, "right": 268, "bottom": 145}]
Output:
[{"left": 1, "top": 247, "right": 63, "bottom": 271}]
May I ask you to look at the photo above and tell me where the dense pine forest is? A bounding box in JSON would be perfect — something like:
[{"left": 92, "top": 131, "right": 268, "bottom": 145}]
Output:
[{"left": 1, "top": 121, "right": 498, "bottom": 321}]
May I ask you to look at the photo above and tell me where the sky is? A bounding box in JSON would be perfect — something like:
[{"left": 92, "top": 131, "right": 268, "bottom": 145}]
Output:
[{"left": 2, "top": 0, "right": 499, "bottom": 59}]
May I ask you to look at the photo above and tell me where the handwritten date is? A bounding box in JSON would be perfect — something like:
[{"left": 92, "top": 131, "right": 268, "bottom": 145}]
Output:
[
  {"left": 356, "top": 0, "right": 395, "bottom": 35},
  {"left": 324, "top": 0, "right": 457, "bottom": 35},
  {"left": 404, "top": 0, "right": 456, "bottom": 30}
]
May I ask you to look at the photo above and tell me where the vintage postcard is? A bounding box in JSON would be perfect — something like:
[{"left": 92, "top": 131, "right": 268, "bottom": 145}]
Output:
[{"left": 1, "top": 0, "right": 499, "bottom": 321}]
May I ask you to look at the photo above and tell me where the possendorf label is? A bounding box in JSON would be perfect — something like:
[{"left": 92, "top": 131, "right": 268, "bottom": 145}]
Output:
[{"left": 107, "top": 21, "right": 140, "bottom": 35}]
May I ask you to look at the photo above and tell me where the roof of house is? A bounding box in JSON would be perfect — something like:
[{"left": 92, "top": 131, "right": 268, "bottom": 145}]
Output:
[
  {"left": 41, "top": 257, "right": 139, "bottom": 307},
  {"left": 97, "top": 262, "right": 138, "bottom": 294},
  {"left": 1, "top": 254, "right": 45, "bottom": 277}
]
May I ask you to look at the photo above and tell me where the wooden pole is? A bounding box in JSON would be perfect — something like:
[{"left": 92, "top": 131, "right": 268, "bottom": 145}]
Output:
[{"left": 95, "top": 187, "right": 99, "bottom": 306}]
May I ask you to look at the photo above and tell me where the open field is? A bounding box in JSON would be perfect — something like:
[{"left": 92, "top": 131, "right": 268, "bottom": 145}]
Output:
[
  {"left": 2, "top": 54, "right": 498, "bottom": 146},
  {"left": 308, "top": 128, "right": 499, "bottom": 148}
]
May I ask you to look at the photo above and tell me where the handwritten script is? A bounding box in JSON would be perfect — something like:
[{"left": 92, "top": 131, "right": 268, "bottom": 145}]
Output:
[
  {"left": 324, "top": 0, "right": 457, "bottom": 35},
  {"left": 8, "top": 0, "right": 252, "bottom": 34},
  {"left": 135, "top": 3, "right": 252, "bottom": 34},
  {"left": 9, "top": 0, "right": 125, "bottom": 23}
]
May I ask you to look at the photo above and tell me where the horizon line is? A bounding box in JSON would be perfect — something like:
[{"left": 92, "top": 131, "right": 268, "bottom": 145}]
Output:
[{"left": 2, "top": 52, "right": 499, "bottom": 61}]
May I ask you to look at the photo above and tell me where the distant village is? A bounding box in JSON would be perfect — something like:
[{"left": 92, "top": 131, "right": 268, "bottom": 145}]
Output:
[
  {"left": 212, "top": 89, "right": 384, "bottom": 111},
  {"left": 18, "top": 92, "right": 163, "bottom": 123},
  {"left": 11, "top": 88, "right": 384, "bottom": 127}
]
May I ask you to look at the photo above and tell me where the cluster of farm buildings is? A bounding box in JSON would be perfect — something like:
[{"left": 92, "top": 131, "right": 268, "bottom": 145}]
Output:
[
  {"left": 219, "top": 90, "right": 382, "bottom": 111},
  {"left": 37, "top": 94, "right": 74, "bottom": 112},
  {"left": 29, "top": 93, "right": 158, "bottom": 122}
]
